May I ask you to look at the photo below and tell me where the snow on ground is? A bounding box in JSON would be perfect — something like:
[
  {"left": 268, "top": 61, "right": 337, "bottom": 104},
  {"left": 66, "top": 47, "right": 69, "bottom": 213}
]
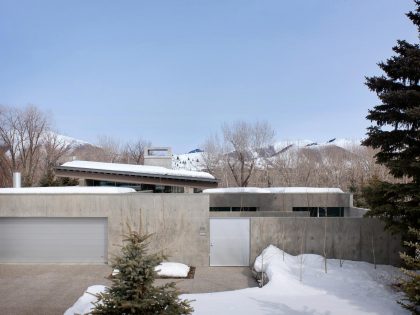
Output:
[
  {"left": 186, "top": 245, "right": 407, "bottom": 315},
  {"left": 61, "top": 160, "right": 215, "bottom": 180},
  {"left": 112, "top": 262, "right": 190, "bottom": 278},
  {"left": 155, "top": 262, "right": 190, "bottom": 278},
  {"left": 0, "top": 186, "right": 136, "bottom": 194},
  {"left": 203, "top": 187, "right": 344, "bottom": 194},
  {"left": 65, "top": 246, "right": 406, "bottom": 315},
  {"left": 173, "top": 152, "right": 205, "bottom": 171},
  {"left": 274, "top": 138, "right": 361, "bottom": 151},
  {"left": 64, "top": 285, "right": 106, "bottom": 315}
]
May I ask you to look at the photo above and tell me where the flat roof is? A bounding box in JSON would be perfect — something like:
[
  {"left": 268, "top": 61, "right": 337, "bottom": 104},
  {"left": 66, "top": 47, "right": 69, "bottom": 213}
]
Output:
[
  {"left": 0, "top": 187, "right": 136, "bottom": 194},
  {"left": 203, "top": 187, "right": 344, "bottom": 194},
  {"left": 55, "top": 160, "right": 218, "bottom": 188}
]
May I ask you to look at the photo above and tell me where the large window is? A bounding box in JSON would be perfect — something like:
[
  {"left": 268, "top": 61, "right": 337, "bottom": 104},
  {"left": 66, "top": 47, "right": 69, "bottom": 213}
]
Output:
[
  {"left": 85, "top": 180, "right": 184, "bottom": 193},
  {"left": 293, "top": 207, "right": 344, "bottom": 217},
  {"left": 210, "top": 207, "right": 258, "bottom": 212}
]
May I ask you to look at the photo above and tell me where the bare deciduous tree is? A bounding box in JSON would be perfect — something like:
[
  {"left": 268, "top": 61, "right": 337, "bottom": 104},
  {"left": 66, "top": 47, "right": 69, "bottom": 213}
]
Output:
[
  {"left": 123, "top": 139, "right": 151, "bottom": 165},
  {"left": 222, "top": 121, "right": 274, "bottom": 187},
  {"left": 0, "top": 105, "right": 49, "bottom": 186},
  {"left": 202, "top": 134, "right": 224, "bottom": 175},
  {"left": 42, "top": 132, "right": 72, "bottom": 169},
  {"left": 204, "top": 121, "right": 275, "bottom": 187},
  {"left": 97, "top": 135, "right": 123, "bottom": 163}
]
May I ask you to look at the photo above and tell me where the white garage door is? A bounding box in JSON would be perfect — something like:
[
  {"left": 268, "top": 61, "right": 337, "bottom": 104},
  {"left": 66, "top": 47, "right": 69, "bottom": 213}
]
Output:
[
  {"left": 0, "top": 217, "right": 107, "bottom": 263},
  {"left": 210, "top": 218, "right": 250, "bottom": 266}
]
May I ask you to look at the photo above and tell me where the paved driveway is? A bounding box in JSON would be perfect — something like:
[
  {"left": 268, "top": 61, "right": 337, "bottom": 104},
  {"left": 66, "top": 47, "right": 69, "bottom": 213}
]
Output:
[{"left": 0, "top": 265, "right": 256, "bottom": 315}]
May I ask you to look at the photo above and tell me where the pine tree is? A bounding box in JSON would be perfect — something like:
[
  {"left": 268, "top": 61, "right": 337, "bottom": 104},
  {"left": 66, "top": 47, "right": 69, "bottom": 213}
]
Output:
[
  {"left": 399, "top": 227, "right": 420, "bottom": 314},
  {"left": 362, "top": 1, "right": 420, "bottom": 234},
  {"left": 39, "top": 168, "right": 79, "bottom": 187},
  {"left": 92, "top": 229, "right": 193, "bottom": 315}
]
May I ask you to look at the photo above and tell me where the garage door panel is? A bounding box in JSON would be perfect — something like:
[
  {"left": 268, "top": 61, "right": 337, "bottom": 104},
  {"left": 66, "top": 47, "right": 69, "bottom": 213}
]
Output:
[{"left": 0, "top": 218, "right": 108, "bottom": 263}]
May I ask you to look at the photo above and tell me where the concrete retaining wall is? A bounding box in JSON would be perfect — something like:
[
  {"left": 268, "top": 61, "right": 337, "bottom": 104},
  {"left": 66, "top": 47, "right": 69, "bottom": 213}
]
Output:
[
  {"left": 0, "top": 193, "right": 210, "bottom": 266},
  {"left": 250, "top": 217, "right": 401, "bottom": 266}
]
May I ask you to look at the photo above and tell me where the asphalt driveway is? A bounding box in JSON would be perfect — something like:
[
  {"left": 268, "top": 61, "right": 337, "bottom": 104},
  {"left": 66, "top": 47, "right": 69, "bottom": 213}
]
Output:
[{"left": 0, "top": 264, "right": 256, "bottom": 315}]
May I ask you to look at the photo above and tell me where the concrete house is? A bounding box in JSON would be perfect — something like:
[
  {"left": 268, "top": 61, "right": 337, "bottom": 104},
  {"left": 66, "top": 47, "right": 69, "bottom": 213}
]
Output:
[{"left": 0, "top": 156, "right": 401, "bottom": 268}]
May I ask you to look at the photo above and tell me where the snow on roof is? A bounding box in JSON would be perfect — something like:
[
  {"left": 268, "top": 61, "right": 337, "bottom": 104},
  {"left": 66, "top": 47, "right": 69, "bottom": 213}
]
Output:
[
  {"left": 203, "top": 187, "right": 344, "bottom": 194},
  {"left": 0, "top": 186, "right": 136, "bottom": 194},
  {"left": 61, "top": 160, "right": 216, "bottom": 181}
]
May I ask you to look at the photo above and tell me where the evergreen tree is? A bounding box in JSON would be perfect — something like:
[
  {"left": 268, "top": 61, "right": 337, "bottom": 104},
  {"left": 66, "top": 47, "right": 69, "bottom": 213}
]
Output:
[
  {"left": 362, "top": 1, "right": 420, "bottom": 234},
  {"left": 92, "top": 229, "right": 193, "bottom": 315},
  {"left": 39, "top": 168, "right": 79, "bottom": 187},
  {"left": 399, "top": 227, "right": 420, "bottom": 314}
]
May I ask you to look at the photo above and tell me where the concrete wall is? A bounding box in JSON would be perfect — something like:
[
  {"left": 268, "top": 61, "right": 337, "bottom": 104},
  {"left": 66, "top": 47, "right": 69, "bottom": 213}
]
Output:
[
  {"left": 250, "top": 217, "right": 401, "bottom": 266},
  {"left": 0, "top": 193, "right": 209, "bottom": 266},
  {"left": 345, "top": 207, "right": 369, "bottom": 217},
  {"left": 208, "top": 192, "right": 352, "bottom": 213}
]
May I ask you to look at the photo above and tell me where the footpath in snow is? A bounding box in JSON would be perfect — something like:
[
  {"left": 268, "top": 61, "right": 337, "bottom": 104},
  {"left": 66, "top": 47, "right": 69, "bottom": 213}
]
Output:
[{"left": 65, "top": 246, "right": 407, "bottom": 315}]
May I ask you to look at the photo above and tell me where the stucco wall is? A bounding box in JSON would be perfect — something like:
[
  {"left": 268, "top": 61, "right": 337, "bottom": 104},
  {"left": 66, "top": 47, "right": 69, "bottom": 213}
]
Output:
[
  {"left": 250, "top": 217, "right": 401, "bottom": 266},
  {"left": 208, "top": 192, "right": 352, "bottom": 212},
  {"left": 0, "top": 193, "right": 209, "bottom": 266}
]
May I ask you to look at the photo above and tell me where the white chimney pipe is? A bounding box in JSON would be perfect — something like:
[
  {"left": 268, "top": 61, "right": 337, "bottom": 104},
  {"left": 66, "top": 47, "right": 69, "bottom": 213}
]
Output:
[{"left": 13, "top": 172, "right": 21, "bottom": 188}]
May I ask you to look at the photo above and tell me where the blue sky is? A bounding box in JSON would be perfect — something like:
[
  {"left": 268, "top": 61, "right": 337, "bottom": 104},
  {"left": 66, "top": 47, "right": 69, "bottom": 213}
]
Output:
[{"left": 0, "top": 0, "right": 417, "bottom": 153}]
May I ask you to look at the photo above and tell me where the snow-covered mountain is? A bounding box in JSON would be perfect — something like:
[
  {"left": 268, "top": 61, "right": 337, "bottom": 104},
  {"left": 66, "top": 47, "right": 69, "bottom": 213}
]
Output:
[
  {"left": 172, "top": 138, "right": 362, "bottom": 171},
  {"left": 173, "top": 151, "right": 206, "bottom": 171},
  {"left": 274, "top": 138, "right": 361, "bottom": 152},
  {"left": 45, "top": 132, "right": 90, "bottom": 149}
]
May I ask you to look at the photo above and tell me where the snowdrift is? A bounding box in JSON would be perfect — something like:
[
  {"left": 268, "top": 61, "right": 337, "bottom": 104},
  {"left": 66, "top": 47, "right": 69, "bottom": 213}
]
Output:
[
  {"left": 64, "top": 246, "right": 407, "bottom": 315},
  {"left": 187, "top": 245, "right": 407, "bottom": 315}
]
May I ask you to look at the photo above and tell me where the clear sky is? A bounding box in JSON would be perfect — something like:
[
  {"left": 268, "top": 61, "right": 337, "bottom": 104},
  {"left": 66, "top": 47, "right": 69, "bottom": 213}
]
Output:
[{"left": 0, "top": 0, "right": 418, "bottom": 153}]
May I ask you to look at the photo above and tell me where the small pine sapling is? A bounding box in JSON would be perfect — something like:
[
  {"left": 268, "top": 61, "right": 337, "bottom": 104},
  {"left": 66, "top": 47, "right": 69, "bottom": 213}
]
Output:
[
  {"left": 398, "top": 227, "right": 420, "bottom": 314},
  {"left": 92, "top": 228, "right": 193, "bottom": 315}
]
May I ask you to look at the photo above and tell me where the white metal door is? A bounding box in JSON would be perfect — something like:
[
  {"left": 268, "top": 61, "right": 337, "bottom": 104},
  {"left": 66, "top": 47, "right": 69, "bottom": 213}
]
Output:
[
  {"left": 210, "top": 218, "right": 250, "bottom": 266},
  {"left": 0, "top": 217, "right": 108, "bottom": 263}
]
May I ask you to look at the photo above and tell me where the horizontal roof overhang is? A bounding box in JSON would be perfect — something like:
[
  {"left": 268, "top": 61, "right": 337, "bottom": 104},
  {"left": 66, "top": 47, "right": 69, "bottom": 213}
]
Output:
[{"left": 54, "top": 166, "right": 218, "bottom": 189}]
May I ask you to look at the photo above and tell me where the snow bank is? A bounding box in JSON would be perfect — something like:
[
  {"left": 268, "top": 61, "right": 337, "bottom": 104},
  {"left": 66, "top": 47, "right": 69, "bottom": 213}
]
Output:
[
  {"left": 64, "top": 285, "right": 106, "bottom": 315},
  {"left": 112, "top": 262, "right": 190, "bottom": 278},
  {"left": 203, "top": 187, "right": 344, "bottom": 194},
  {"left": 61, "top": 160, "right": 215, "bottom": 180},
  {"left": 186, "top": 245, "right": 407, "bottom": 315},
  {"left": 65, "top": 247, "right": 407, "bottom": 315},
  {"left": 155, "top": 262, "right": 190, "bottom": 278},
  {"left": 0, "top": 186, "right": 136, "bottom": 194}
]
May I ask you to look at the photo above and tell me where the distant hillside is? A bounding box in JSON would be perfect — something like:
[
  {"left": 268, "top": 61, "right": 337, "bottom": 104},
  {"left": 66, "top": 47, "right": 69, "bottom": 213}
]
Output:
[
  {"left": 48, "top": 132, "right": 90, "bottom": 149},
  {"left": 172, "top": 138, "right": 362, "bottom": 172}
]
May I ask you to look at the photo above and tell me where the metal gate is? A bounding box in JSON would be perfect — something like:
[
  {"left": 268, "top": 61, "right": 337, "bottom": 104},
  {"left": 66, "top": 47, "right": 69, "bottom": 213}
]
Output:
[{"left": 210, "top": 218, "right": 250, "bottom": 266}]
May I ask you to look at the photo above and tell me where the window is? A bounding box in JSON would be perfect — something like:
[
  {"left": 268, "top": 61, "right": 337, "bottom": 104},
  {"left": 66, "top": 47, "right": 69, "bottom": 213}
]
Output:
[
  {"left": 210, "top": 207, "right": 258, "bottom": 212},
  {"left": 86, "top": 180, "right": 184, "bottom": 193},
  {"left": 232, "top": 207, "right": 258, "bottom": 212},
  {"left": 293, "top": 207, "right": 344, "bottom": 217},
  {"left": 210, "top": 207, "right": 231, "bottom": 212},
  {"left": 293, "top": 207, "right": 318, "bottom": 217}
]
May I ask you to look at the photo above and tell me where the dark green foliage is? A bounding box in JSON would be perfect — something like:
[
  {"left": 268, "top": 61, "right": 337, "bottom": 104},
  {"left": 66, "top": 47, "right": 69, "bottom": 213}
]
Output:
[
  {"left": 39, "top": 168, "right": 78, "bottom": 187},
  {"left": 349, "top": 180, "right": 368, "bottom": 208},
  {"left": 362, "top": 179, "right": 419, "bottom": 233},
  {"left": 362, "top": 1, "right": 420, "bottom": 235},
  {"left": 399, "top": 227, "right": 420, "bottom": 314},
  {"left": 92, "top": 229, "right": 193, "bottom": 315}
]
